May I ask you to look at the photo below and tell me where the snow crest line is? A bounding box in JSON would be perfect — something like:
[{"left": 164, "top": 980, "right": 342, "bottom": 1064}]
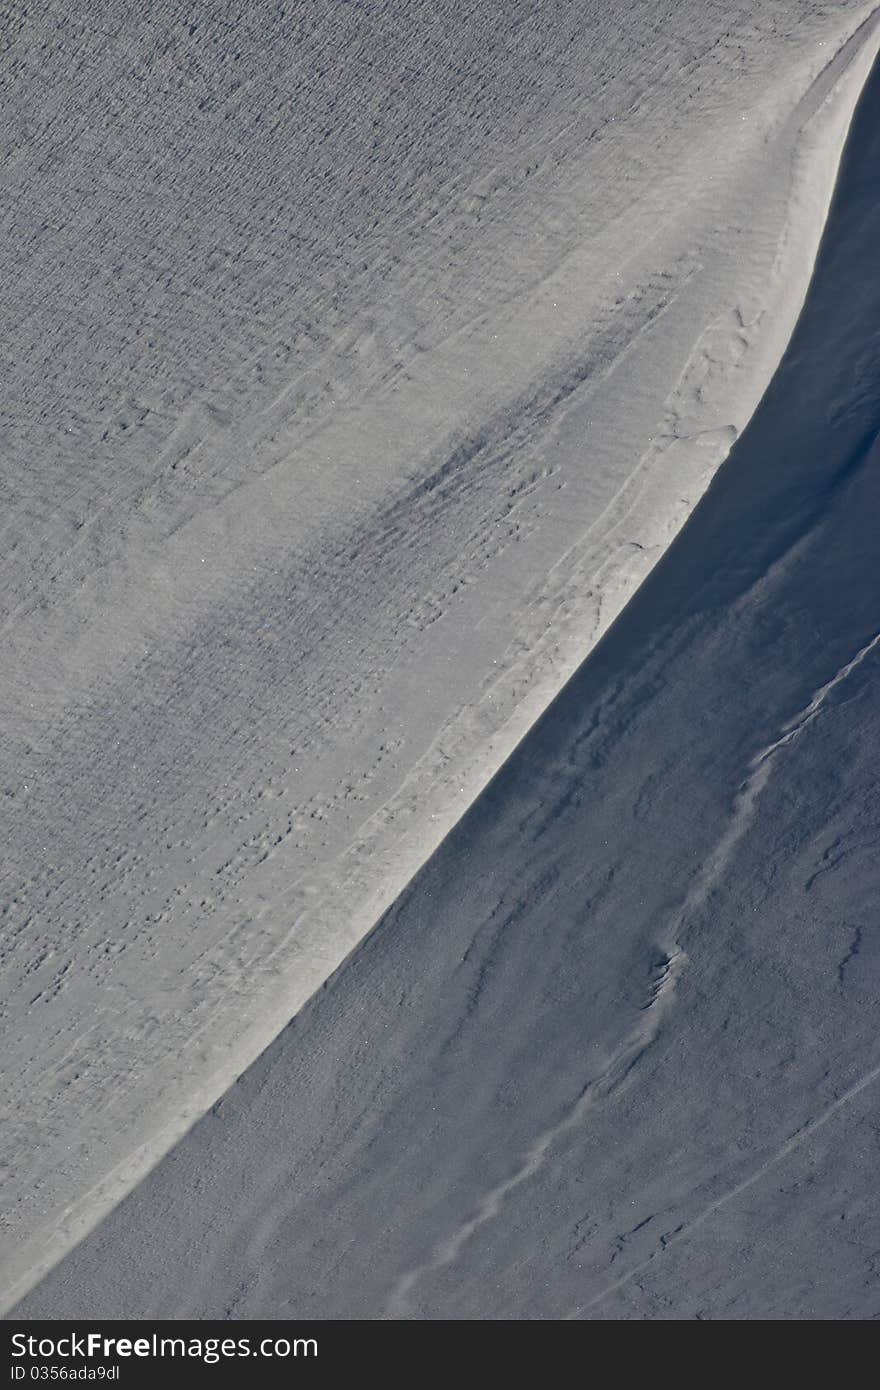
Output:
[{"left": 755, "top": 627, "right": 880, "bottom": 766}]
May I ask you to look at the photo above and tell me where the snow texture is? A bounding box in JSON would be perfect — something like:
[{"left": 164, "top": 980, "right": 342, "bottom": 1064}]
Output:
[
  {"left": 11, "top": 19, "right": 880, "bottom": 1320},
  {"left": 2, "top": 2, "right": 880, "bottom": 1312}
]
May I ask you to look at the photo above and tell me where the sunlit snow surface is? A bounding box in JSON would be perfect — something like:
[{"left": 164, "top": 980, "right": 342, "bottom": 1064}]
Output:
[{"left": 3, "top": 2, "right": 880, "bottom": 1312}]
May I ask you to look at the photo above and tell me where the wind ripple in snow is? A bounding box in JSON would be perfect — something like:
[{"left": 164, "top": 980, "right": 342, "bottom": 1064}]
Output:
[{"left": 390, "top": 626, "right": 880, "bottom": 1316}]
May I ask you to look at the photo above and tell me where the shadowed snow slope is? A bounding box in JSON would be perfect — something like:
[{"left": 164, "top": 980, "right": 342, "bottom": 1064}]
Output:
[
  {"left": 16, "top": 46, "right": 880, "bottom": 1321},
  {"left": 2, "top": 3, "right": 880, "bottom": 1306}
]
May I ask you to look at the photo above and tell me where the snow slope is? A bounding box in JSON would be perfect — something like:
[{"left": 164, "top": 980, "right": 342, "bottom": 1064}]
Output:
[
  {"left": 16, "top": 43, "right": 880, "bottom": 1318},
  {"left": 2, "top": 2, "right": 879, "bottom": 1306}
]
